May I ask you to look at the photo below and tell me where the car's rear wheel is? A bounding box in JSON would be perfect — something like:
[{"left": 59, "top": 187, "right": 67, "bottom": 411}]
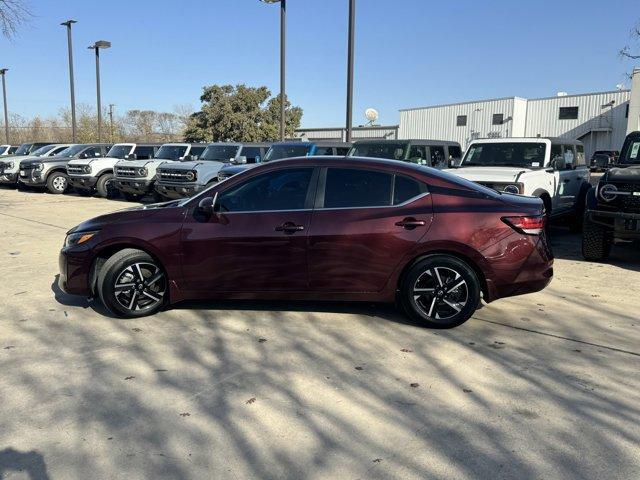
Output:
[
  {"left": 401, "top": 255, "right": 481, "bottom": 328},
  {"left": 96, "top": 173, "right": 118, "bottom": 198},
  {"left": 582, "top": 215, "right": 611, "bottom": 260},
  {"left": 46, "top": 172, "right": 69, "bottom": 194},
  {"left": 97, "top": 249, "right": 168, "bottom": 318}
]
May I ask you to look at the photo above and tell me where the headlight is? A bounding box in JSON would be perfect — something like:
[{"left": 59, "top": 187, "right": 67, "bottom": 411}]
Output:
[
  {"left": 34, "top": 163, "right": 44, "bottom": 172},
  {"left": 136, "top": 167, "right": 147, "bottom": 176},
  {"left": 64, "top": 230, "right": 98, "bottom": 248},
  {"left": 599, "top": 184, "right": 617, "bottom": 202},
  {"left": 6, "top": 161, "right": 14, "bottom": 169},
  {"left": 83, "top": 165, "right": 92, "bottom": 174},
  {"left": 503, "top": 184, "right": 522, "bottom": 195},
  {"left": 186, "top": 171, "right": 196, "bottom": 181}
]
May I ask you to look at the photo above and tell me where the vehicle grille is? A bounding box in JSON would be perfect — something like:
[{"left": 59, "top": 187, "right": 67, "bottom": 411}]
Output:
[
  {"left": 616, "top": 183, "right": 640, "bottom": 213},
  {"left": 19, "top": 165, "right": 35, "bottom": 176},
  {"left": 67, "top": 164, "right": 85, "bottom": 175},
  {"left": 115, "top": 166, "right": 138, "bottom": 178},
  {"left": 158, "top": 169, "right": 191, "bottom": 183}
]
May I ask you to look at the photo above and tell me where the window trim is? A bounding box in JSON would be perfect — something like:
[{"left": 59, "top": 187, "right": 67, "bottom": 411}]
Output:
[
  {"left": 315, "top": 166, "right": 430, "bottom": 211},
  {"left": 492, "top": 113, "right": 504, "bottom": 125},
  {"left": 456, "top": 115, "right": 468, "bottom": 127}
]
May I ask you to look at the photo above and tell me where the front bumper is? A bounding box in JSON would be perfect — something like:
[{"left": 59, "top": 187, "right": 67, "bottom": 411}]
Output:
[
  {"left": 69, "top": 175, "right": 98, "bottom": 190},
  {"left": 586, "top": 208, "right": 640, "bottom": 239},
  {"left": 155, "top": 182, "right": 207, "bottom": 199},
  {"left": 58, "top": 247, "right": 93, "bottom": 297},
  {"left": 115, "top": 178, "right": 155, "bottom": 195},
  {"left": 18, "top": 170, "right": 46, "bottom": 187},
  {"left": 0, "top": 172, "right": 18, "bottom": 184}
]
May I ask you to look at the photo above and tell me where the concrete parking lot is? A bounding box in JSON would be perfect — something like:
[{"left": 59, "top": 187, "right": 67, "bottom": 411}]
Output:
[{"left": 1, "top": 187, "right": 639, "bottom": 480}]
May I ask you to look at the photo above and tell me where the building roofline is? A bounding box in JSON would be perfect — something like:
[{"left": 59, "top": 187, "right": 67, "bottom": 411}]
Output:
[
  {"left": 399, "top": 89, "right": 631, "bottom": 112},
  {"left": 296, "top": 125, "right": 398, "bottom": 132}
]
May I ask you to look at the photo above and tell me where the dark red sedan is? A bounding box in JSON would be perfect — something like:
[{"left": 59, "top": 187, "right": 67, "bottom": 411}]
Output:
[{"left": 59, "top": 157, "right": 553, "bottom": 328}]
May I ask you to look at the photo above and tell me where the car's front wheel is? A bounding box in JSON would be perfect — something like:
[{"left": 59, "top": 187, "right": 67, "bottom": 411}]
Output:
[
  {"left": 96, "top": 173, "right": 118, "bottom": 198},
  {"left": 46, "top": 172, "right": 69, "bottom": 194},
  {"left": 582, "top": 215, "right": 611, "bottom": 260},
  {"left": 400, "top": 255, "right": 481, "bottom": 328},
  {"left": 97, "top": 249, "right": 168, "bottom": 318}
]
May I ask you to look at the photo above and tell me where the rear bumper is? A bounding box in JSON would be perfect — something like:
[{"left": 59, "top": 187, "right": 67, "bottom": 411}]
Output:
[
  {"left": 69, "top": 176, "right": 98, "bottom": 189},
  {"left": 115, "top": 178, "right": 155, "bottom": 195},
  {"left": 155, "top": 182, "right": 207, "bottom": 199},
  {"left": 586, "top": 208, "right": 640, "bottom": 239}
]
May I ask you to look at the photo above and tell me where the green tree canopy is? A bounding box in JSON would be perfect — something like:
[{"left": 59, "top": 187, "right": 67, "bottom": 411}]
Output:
[{"left": 183, "top": 84, "right": 303, "bottom": 142}]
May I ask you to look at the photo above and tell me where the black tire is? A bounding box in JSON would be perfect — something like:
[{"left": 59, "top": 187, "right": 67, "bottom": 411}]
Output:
[
  {"left": 46, "top": 171, "right": 69, "bottom": 194},
  {"left": 569, "top": 190, "right": 587, "bottom": 233},
  {"left": 123, "top": 192, "right": 141, "bottom": 202},
  {"left": 96, "top": 173, "right": 118, "bottom": 198},
  {"left": 400, "top": 255, "right": 481, "bottom": 329},
  {"left": 582, "top": 215, "right": 611, "bottom": 261},
  {"left": 97, "top": 249, "right": 168, "bottom": 318}
]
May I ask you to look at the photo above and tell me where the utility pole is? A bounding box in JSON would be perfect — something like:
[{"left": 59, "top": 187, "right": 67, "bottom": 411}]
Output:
[
  {"left": 0, "top": 69, "right": 8, "bottom": 144},
  {"left": 345, "top": 0, "right": 356, "bottom": 143},
  {"left": 61, "top": 20, "right": 77, "bottom": 142},
  {"left": 88, "top": 40, "right": 111, "bottom": 142}
]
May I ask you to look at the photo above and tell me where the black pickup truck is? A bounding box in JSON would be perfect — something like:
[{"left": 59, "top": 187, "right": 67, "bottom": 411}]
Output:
[{"left": 582, "top": 131, "right": 640, "bottom": 260}]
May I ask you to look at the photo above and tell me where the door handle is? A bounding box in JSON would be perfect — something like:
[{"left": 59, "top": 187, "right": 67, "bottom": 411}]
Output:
[
  {"left": 395, "top": 218, "right": 426, "bottom": 230},
  {"left": 275, "top": 222, "right": 305, "bottom": 234}
]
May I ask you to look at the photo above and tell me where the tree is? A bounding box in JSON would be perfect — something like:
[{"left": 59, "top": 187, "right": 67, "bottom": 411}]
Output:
[
  {"left": 620, "top": 21, "right": 640, "bottom": 61},
  {"left": 0, "top": 0, "right": 32, "bottom": 38},
  {"left": 183, "top": 84, "right": 303, "bottom": 142}
]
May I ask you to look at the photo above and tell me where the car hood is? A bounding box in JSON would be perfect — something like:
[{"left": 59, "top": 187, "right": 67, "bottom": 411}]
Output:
[
  {"left": 68, "top": 199, "right": 186, "bottom": 234},
  {"left": 158, "top": 160, "right": 227, "bottom": 171},
  {"left": 116, "top": 159, "right": 170, "bottom": 168},
  {"left": 605, "top": 165, "right": 640, "bottom": 182},
  {"left": 445, "top": 166, "right": 532, "bottom": 183},
  {"left": 219, "top": 164, "right": 255, "bottom": 175},
  {"left": 70, "top": 156, "right": 121, "bottom": 166}
]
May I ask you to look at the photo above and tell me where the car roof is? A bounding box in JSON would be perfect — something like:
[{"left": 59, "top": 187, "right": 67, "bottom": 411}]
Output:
[
  {"left": 315, "top": 141, "right": 353, "bottom": 148},
  {"left": 353, "top": 139, "right": 460, "bottom": 146},
  {"left": 469, "top": 137, "right": 583, "bottom": 146}
]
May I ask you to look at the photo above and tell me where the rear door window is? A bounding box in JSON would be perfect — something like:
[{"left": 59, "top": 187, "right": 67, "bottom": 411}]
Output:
[
  {"left": 393, "top": 175, "right": 427, "bottom": 205},
  {"left": 408, "top": 145, "right": 428, "bottom": 165},
  {"left": 448, "top": 145, "right": 462, "bottom": 159},
  {"left": 190, "top": 146, "right": 206, "bottom": 158},
  {"left": 241, "top": 147, "right": 263, "bottom": 163},
  {"left": 430, "top": 146, "right": 446, "bottom": 168},
  {"left": 323, "top": 168, "right": 393, "bottom": 208},
  {"left": 133, "top": 146, "right": 156, "bottom": 159},
  {"left": 315, "top": 147, "right": 334, "bottom": 156}
]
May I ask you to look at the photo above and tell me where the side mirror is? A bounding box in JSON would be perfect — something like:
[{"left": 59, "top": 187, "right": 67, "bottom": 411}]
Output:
[
  {"left": 236, "top": 156, "right": 247, "bottom": 165},
  {"left": 182, "top": 154, "right": 193, "bottom": 162},
  {"left": 197, "top": 192, "right": 218, "bottom": 216},
  {"left": 125, "top": 154, "right": 137, "bottom": 160},
  {"left": 80, "top": 153, "right": 89, "bottom": 159}
]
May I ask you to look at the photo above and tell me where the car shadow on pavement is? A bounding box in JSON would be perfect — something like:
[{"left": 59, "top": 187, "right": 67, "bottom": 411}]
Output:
[
  {"left": 51, "top": 275, "right": 116, "bottom": 318},
  {"left": 0, "top": 448, "right": 50, "bottom": 480}
]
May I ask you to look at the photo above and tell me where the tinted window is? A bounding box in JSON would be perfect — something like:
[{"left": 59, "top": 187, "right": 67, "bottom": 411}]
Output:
[
  {"left": 133, "top": 146, "right": 155, "bottom": 159},
  {"left": 336, "top": 147, "right": 350, "bottom": 156},
  {"left": 550, "top": 144, "right": 563, "bottom": 162},
  {"left": 190, "top": 146, "right": 206, "bottom": 158},
  {"left": 217, "top": 168, "right": 312, "bottom": 212},
  {"left": 241, "top": 147, "right": 263, "bottom": 163},
  {"left": 156, "top": 145, "right": 188, "bottom": 160},
  {"left": 324, "top": 168, "right": 392, "bottom": 208},
  {"left": 264, "top": 145, "right": 312, "bottom": 161},
  {"left": 394, "top": 175, "right": 426, "bottom": 205},
  {"left": 620, "top": 140, "right": 640, "bottom": 165},
  {"left": 201, "top": 145, "right": 239, "bottom": 162},
  {"left": 14, "top": 144, "right": 34, "bottom": 155},
  {"left": 456, "top": 115, "right": 467, "bottom": 127},
  {"left": 575, "top": 144, "right": 585, "bottom": 166},
  {"left": 408, "top": 145, "right": 428, "bottom": 165},
  {"left": 315, "top": 147, "right": 334, "bottom": 156},
  {"left": 463, "top": 142, "right": 547, "bottom": 168},
  {"left": 559, "top": 107, "right": 579, "bottom": 120},
  {"left": 492, "top": 114, "right": 504, "bottom": 125},
  {"left": 563, "top": 145, "right": 575, "bottom": 169},
  {"left": 448, "top": 145, "right": 462, "bottom": 159},
  {"left": 349, "top": 142, "right": 407, "bottom": 161},
  {"left": 108, "top": 145, "right": 133, "bottom": 159}
]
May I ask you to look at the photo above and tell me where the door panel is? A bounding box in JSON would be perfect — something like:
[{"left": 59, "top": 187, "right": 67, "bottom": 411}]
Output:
[{"left": 181, "top": 211, "right": 311, "bottom": 292}]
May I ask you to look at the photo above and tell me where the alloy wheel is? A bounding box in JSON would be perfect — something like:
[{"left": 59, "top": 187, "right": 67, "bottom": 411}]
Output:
[
  {"left": 113, "top": 262, "right": 166, "bottom": 312},
  {"left": 412, "top": 266, "right": 469, "bottom": 320},
  {"left": 52, "top": 176, "right": 67, "bottom": 192}
]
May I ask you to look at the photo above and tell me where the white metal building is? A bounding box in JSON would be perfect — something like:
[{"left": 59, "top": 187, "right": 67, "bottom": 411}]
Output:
[
  {"left": 398, "top": 81, "right": 637, "bottom": 159},
  {"left": 294, "top": 125, "right": 398, "bottom": 142}
]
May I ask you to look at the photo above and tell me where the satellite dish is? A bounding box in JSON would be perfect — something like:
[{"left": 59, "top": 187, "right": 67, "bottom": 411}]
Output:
[{"left": 365, "top": 108, "right": 379, "bottom": 125}]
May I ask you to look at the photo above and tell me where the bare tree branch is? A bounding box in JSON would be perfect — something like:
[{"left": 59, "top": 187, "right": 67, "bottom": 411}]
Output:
[{"left": 0, "top": 0, "right": 32, "bottom": 38}]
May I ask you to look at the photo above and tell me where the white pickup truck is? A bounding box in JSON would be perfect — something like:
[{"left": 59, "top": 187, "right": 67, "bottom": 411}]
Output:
[{"left": 446, "top": 138, "right": 591, "bottom": 229}]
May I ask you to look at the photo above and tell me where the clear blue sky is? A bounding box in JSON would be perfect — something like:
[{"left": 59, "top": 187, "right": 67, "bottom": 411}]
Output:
[{"left": 1, "top": 0, "right": 638, "bottom": 128}]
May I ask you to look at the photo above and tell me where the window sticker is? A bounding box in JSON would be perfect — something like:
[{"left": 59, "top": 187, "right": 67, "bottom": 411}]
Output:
[
  {"left": 531, "top": 162, "right": 540, "bottom": 167},
  {"left": 630, "top": 142, "right": 640, "bottom": 160}
]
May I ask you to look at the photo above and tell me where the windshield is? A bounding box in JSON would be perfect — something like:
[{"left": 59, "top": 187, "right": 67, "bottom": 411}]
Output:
[
  {"left": 106, "top": 145, "right": 133, "bottom": 159},
  {"left": 155, "top": 145, "right": 188, "bottom": 161},
  {"left": 57, "top": 144, "right": 87, "bottom": 157},
  {"left": 200, "top": 145, "right": 240, "bottom": 162},
  {"left": 462, "top": 142, "right": 547, "bottom": 168},
  {"left": 264, "top": 144, "right": 313, "bottom": 162},
  {"left": 619, "top": 139, "right": 640, "bottom": 165},
  {"left": 14, "top": 143, "right": 34, "bottom": 155},
  {"left": 31, "top": 145, "right": 57, "bottom": 156},
  {"left": 348, "top": 142, "right": 408, "bottom": 160}
]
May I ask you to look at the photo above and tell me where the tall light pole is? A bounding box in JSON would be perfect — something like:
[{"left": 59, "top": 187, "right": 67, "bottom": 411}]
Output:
[
  {"left": 260, "top": 0, "right": 286, "bottom": 141},
  {"left": 345, "top": 0, "right": 356, "bottom": 143},
  {"left": 108, "top": 103, "right": 115, "bottom": 142},
  {"left": 61, "top": 20, "right": 77, "bottom": 142},
  {"left": 88, "top": 40, "right": 111, "bottom": 142},
  {"left": 0, "top": 69, "right": 8, "bottom": 144}
]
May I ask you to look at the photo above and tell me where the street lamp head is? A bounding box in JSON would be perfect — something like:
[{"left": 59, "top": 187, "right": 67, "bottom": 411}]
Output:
[
  {"left": 88, "top": 40, "right": 111, "bottom": 50},
  {"left": 259, "top": 0, "right": 282, "bottom": 3},
  {"left": 0, "top": 69, "right": 8, "bottom": 75},
  {"left": 60, "top": 19, "right": 77, "bottom": 26}
]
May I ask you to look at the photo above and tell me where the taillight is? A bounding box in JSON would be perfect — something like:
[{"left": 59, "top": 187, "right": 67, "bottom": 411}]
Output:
[{"left": 502, "top": 215, "right": 546, "bottom": 235}]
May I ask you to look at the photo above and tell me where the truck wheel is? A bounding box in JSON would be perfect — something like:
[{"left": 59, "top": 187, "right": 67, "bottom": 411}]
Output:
[
  {"left": 400, "top": 255, "right": 481, "bottom": 329},
  {"left": 123, "top": 192, "right": 141, "bottom": 202},
  {"left": 569, "top": 187, "right": 589, "bottom": 233},
  {"left": 97, "top": 248, "right": 167, "bottom": 318},
  {"left": 46, "top": 172, "right": 69, "bottom": 194},
  {"left": 96, "top": 173, "right": 117, "bottom": 198},
  {"left": 582, "top": 215, "right": 611, "bottom": 261}
]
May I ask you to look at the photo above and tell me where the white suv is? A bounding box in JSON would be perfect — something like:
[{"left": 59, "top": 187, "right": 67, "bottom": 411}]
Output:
[{"left": 447, "top": 138, "right": 590, "bottom": 227}]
